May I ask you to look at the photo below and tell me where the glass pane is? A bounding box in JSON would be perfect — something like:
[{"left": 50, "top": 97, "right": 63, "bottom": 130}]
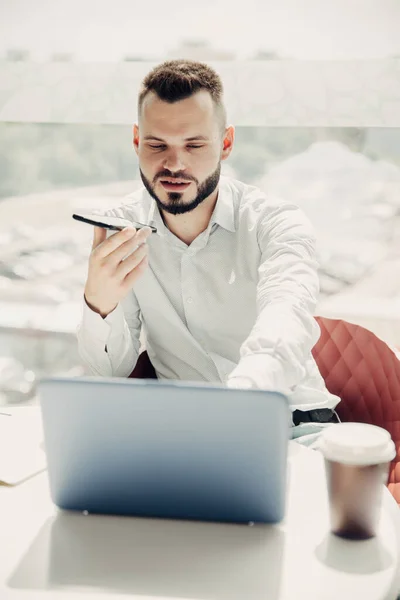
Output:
[
  {"left": 1, "top": 1, "right": 400, "bottom": 405},
  {"left": 1, "top": 123, "right": 399, "bottom": 404},
  {"left": 1, "top": 0, "right": 399, "bottom": 61}
]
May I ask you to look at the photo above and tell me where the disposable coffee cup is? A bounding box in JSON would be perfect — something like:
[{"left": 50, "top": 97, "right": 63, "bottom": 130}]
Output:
[{"left": 318, "top": 422, "right": 396, "bottom": 540}]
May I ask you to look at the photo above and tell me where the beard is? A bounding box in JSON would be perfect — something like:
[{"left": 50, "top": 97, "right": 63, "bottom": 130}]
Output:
[{"left": 140, "top": 163, "right": 221, "bottom": 216}]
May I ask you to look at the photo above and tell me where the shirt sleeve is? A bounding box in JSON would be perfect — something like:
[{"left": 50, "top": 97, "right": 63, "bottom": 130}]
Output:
[
  {"left": 76, "top": 290, "right": 142, "bottom": 377},
  {"left": 227, "top": 202, "right": 321, "bottom": 393}
]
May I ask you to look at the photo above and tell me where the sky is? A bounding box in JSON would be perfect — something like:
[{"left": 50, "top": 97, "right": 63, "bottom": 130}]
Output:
[{"left": 0, "top": 0, "right": 399, "bottom": 61}]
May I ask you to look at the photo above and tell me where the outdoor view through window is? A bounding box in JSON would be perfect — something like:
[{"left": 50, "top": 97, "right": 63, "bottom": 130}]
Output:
[{"left": 1, "top": 0, "right": 399, "bottom": 404}]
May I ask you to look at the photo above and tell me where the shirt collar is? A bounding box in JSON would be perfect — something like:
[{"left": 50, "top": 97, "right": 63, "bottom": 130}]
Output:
[
  {"left": 145, "top": 176, "right": 236, "bottom": 236},
  {"left": 210, "top": 177, "right": 236, "bottom": 233},
  {"left": 147, "top": 196, "right": 167, "bottom": 237}
]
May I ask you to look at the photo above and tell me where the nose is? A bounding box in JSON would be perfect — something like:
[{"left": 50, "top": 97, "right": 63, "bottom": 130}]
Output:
[{"left": 162, "top": 149, "right": 186, "bottom": 172}]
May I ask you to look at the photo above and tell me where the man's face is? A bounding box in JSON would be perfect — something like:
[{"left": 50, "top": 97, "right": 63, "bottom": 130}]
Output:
[{"left": 133, "top": 90, "right": 233, "bottom": 215}]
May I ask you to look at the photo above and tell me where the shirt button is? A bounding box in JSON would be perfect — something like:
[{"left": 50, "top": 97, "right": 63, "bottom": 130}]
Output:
[{"left": 186, "top": 297, "right": 193, "bottom": 304}]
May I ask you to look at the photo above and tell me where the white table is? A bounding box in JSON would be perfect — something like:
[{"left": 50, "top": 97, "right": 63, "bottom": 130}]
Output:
[{"left": 1, "top": 413, "right": 400, "bottom": 600}]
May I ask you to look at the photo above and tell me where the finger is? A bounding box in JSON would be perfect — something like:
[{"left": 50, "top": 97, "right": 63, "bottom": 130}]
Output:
[
  {"left": 92, "top": 226, "right": 107, "bottom": 250},
  {"left": 94, "top": 226, "right": 136, "bottom": 258},
  {"left": 116, "top": 243, "right": 148, "bottom": 279},
  {"left": 122, "top": 254, "right": 148, "bottom": 290},
  {"left": 108, "top": 226, "right": 152, "bottom": 265}
]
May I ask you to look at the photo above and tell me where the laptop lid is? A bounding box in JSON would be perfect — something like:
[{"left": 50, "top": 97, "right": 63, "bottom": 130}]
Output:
[{"left": 39, "top": 377, "right": 290, "bottom": 524}]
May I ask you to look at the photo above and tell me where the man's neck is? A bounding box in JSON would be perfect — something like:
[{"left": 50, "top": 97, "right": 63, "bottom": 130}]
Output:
[{"left": 161, "top": 188, "right": 219, "bottom": 246}]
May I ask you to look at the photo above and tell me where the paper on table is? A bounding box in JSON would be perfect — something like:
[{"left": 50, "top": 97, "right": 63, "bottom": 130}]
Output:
[{"left": 0, "top": 407, "right": 46, "bottom": 486}]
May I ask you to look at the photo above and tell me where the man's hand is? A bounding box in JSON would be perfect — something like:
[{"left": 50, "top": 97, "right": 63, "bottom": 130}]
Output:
[
  {"left": 84, "top": 225, "right": 151, "bottom": 318},
  {"left": 226, "top": 377, "right": 253, "bottom": 389}
]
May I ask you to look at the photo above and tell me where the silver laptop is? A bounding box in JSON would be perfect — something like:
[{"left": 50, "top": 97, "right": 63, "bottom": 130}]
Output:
[{"left": 38, "top": 377, "right": 290, "bottom": 524}]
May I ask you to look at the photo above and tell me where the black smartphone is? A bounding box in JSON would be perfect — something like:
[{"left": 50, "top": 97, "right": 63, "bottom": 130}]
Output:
[{"left": 72, "top": 213, "right": 157, "bottom": 233}]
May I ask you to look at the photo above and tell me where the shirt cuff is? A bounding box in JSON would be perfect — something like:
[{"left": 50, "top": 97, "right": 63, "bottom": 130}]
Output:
[
  {"left": 227, "top": 354, "right": 289, "bottom": 393},
  {"left": 81, "top": 299, "right": 125, "bottom": 344}
]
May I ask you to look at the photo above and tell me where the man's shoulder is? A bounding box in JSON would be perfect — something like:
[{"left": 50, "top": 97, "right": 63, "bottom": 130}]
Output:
[
  {"left": 225, "top": 176, "right": 298, "bottom": 215},
  {"left": 224, "top": 176, "right": 314, "bottom": 237}
]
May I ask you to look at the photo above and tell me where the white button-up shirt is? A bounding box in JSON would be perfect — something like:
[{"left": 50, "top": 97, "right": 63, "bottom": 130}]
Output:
[{"left": 77, "top": 176, "right": 340, "bottom": 412}]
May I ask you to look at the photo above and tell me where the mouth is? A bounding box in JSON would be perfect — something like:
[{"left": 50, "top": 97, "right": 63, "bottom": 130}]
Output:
[{"left": 159, "top": 179, "right": 192, "bottom": 192}]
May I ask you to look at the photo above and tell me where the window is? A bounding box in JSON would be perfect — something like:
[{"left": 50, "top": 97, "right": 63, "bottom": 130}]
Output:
[{"left": 1, "top": 1, "right": 399, "bottom": 404}]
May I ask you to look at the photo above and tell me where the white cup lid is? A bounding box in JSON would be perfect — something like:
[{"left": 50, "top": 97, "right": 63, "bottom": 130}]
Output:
[{"left": 318, "top": 422, "right": 396, "bottom": 466}]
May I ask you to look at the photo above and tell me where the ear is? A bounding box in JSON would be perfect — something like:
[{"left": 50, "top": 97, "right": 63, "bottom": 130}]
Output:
[
  {"left": 221, "top": 125, "right": 234, "bottom": 161},
  {"left": 133, "top": 124, "right": 139, "bottom": 156}
]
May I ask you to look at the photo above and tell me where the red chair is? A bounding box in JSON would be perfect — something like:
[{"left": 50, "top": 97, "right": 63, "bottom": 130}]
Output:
[
  {"left": 313, "top": 316, "right": 400, "bottom": 504},
  {"left": 129, "top": 317, "right": 400, "bottom": 504}
]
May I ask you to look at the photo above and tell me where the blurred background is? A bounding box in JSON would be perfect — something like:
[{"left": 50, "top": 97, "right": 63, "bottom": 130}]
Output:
[{"left": 0, "top": 0, "right": 400, "bottom": 404}]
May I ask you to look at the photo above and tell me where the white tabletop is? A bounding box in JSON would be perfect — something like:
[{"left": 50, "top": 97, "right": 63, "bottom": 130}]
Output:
[{"left": 1, "top": 414, "right": 400, "bottom": 600}]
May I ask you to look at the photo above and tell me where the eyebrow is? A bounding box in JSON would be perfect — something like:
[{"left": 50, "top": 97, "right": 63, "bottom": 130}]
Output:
[{"left": 143, "top": 135, "right": 209, "bottom": 142}]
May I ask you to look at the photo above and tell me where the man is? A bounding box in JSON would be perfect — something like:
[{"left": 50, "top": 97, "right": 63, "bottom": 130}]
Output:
[{"left": 77, "top": 59, "right": 340, "bottom": 439}]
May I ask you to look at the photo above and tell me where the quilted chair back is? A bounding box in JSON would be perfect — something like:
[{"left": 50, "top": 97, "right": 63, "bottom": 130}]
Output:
[{"left": 313, "top": 316, "right": 400, "bottom": 504}]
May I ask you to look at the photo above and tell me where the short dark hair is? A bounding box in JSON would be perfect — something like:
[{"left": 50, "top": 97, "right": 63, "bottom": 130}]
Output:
[{"left": 138, "top": 59, "right": 226, "bottom": 129}]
